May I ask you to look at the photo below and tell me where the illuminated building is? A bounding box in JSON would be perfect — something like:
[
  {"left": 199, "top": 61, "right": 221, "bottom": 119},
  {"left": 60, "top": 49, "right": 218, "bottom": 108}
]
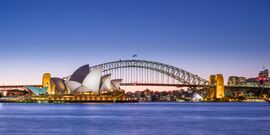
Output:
[
  {"left": 228, "top": 76, "right": 247, "bottom": 86},
  {"left": 63, "top": 66, "right": 123, "bottom": 94},
  {"left": 27, "top": 87, "right": 48, "bottom": 96},
  {"left": 31, "top": 65, "right": 124, "bottom": 95},
  {"left": 5, "top": 65, "right": 136, "bottom": 103},
  {"left": 258, "top": 69, "right": 269, "bottom": 81},
  {"left": 235, "top": 68, "right": 270, "bottom": 86}
]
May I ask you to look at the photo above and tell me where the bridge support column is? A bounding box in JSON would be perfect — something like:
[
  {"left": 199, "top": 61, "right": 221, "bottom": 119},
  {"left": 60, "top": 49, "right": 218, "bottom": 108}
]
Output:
[
  {"left": 208, "top": 74, "right": 225, "bottom": 100},
  {"left": 215, "top": 74, "right": 225, "bottom": 99},
  {"left": 42, "top": 73, "right": 56, "bottom": 95},
  {"left": 208, "top": 75, "right": 216, "bottom": 100}
]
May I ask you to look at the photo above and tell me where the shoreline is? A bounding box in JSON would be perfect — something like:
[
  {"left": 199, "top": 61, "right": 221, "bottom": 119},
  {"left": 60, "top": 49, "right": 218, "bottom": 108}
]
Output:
[{"left": 0, "top": 100, "right": 268, "bottom": 104}]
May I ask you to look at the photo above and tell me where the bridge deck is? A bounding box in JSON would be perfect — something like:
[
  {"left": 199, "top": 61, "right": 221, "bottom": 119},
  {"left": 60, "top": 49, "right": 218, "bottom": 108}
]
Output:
[{"left": 0, "top": 84, "right": 269, "bottom": 90}]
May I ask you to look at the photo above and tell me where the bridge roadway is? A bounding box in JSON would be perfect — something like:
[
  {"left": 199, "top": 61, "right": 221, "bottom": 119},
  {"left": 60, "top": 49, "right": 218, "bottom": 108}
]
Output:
[
  {"left": 1, "top": 84, "right": 270, "bottom": 91},
  {"left": 121, "top": 83, "right": 270, "bottom": 90}
]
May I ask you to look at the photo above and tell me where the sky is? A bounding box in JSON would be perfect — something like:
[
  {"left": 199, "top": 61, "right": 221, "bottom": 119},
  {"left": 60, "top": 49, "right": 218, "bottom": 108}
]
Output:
[{"left": 0, "top": 0, "right": 270, "bottom": 86}]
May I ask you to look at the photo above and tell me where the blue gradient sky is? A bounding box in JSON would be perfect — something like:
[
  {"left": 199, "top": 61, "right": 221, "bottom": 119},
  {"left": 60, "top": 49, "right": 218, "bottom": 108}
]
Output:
[{"left": 0, "top": 0, "right": 269, "bottom": 85}]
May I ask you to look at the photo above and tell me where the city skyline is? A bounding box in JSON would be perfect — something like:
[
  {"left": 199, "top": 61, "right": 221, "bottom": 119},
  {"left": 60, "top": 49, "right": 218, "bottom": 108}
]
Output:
[{"left": 0, "top": 0, "right": 270, "bottom": 85}]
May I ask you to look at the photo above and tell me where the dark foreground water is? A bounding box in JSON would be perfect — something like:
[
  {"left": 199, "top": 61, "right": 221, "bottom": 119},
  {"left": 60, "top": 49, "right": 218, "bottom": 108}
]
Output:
[{"left": 0, "top": 103, "right": 269, "bottom": 135}]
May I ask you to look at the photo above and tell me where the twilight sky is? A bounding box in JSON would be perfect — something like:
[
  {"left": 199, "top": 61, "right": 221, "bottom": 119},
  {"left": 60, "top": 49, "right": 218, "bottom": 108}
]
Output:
[{"left": 0, "top": 0, "right": 269, "bottom": 85}]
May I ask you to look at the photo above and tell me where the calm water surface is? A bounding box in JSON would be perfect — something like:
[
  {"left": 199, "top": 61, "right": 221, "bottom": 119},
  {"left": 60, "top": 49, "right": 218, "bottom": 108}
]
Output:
[{"left": 0, "top": 102, "right": 269, "bottom": 135}]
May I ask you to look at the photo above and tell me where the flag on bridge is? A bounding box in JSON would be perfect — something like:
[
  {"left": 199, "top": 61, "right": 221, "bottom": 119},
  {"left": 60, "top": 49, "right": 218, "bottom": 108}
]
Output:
[{"left": 132, "top": 54, "right": 138, "bottom": 58}]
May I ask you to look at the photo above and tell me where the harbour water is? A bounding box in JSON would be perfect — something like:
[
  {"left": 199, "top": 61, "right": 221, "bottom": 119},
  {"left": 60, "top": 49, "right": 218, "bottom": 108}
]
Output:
[{"left": 0, "top": 103, "right": 269, "bottom": 135}]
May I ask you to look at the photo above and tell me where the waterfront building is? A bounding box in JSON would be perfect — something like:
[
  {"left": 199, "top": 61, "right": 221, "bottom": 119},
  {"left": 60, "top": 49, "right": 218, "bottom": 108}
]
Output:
[
  {"left": 27, "top": 87, "right": 48, "bottom": 96},
  {"left": 258, "top": 69, "right": 269, "bottom": 80},
  {"left": 234, "top": 68, "right": 270, "bottom": 86},
  {"left": 27, "top": 65, "right": 124, "bottom": 100},
  {"left": 125, "top": 89, "right": 202, "bottom": 102},
  {"left": 228, "top": 76, "right": 247, "bottom": 86},
  {"left": 192, "top": 93, "right": 203, "bottom": 101}
]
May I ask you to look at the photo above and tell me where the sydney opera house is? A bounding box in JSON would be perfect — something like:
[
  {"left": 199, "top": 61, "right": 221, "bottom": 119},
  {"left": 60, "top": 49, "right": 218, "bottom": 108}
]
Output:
[{"left": 26, "top": 65, "right": 126, "bottom": 103}]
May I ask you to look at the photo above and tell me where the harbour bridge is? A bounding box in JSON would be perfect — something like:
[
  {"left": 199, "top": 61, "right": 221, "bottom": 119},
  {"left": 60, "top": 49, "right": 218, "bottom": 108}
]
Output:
[
  {"left": 1, "top": 59, "right": 270, "bottom": 98},
  {"left": 89, "top": 60, "right": 269, "bottom": 88},
  {"left": 89, "top": 60, "right": 209, "bottom": 86}
]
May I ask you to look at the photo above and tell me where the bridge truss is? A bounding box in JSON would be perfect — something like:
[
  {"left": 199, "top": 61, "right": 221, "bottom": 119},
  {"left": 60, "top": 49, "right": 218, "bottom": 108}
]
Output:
[{"left": 89, "top": 60, "right": 209, "bottom": 86}]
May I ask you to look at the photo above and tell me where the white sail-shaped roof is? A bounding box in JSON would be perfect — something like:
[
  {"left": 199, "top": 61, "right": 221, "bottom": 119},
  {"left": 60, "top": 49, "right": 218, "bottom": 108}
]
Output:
[
  {"left": 111, "top": 79, "right": 122, "bottom": 90},
  {"left": 100, "top": 74, "right": 111, "bottom": 92},
  {"left": 69, "top": 64, "right": 89, "bottom": 83},
  {"left": 82, "top": 67, "right": 103, "bottom": 93},
  {"left": 51, "top": 78, "right": 69, "bottom": 94},
  {"left": 64, "top": 80, "right": 81, "bottom": 92},
  {"left": 74, "top": 85, "right": 91, "bottom": 93}
]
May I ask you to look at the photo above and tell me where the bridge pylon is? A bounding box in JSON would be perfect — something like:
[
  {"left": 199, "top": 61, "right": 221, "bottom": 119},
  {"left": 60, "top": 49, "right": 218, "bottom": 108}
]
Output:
[
  {"left": 208, "top": 74, "right": 225, "bottom": 100},
  {"left": 42, "top": 73, "right": 56, "bottom": 95}
]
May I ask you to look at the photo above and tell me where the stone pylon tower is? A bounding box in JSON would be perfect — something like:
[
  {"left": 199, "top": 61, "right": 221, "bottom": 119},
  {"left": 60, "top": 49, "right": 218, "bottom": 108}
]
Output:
[
  {"left": 208, "top": 75, "right": 216, "bottom": 99},
  {"left": 215, "top": 74, "right": 225, "bottom": 99},
  {"left": 42, "top": 73, "right": 55, "bottom": 95},
  {"left": 208, "top": 74, "right": 225, "bottom": 100}
]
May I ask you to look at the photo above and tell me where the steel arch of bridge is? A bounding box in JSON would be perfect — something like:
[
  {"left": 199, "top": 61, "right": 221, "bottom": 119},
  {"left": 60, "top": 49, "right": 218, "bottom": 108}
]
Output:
[{"left": 90, "top": 60, "right": 209, "bottom": 85}]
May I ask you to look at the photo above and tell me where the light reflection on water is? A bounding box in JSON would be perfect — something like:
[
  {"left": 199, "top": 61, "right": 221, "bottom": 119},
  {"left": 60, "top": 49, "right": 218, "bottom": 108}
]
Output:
[{"left": 0, "top": 103, "right": 270, "bottom": 135}]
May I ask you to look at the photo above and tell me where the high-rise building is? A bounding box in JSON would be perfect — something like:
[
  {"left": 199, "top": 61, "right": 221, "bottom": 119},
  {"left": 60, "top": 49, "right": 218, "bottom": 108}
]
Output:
[{"left": 258, "top": 69, "right": 269, "bottom": 81}]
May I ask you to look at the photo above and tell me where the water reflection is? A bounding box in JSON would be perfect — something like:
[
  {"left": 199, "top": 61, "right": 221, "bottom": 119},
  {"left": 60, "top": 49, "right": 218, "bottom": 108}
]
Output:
[{"left": 0, "top": 103, "right": 269, "bottom": 135}]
